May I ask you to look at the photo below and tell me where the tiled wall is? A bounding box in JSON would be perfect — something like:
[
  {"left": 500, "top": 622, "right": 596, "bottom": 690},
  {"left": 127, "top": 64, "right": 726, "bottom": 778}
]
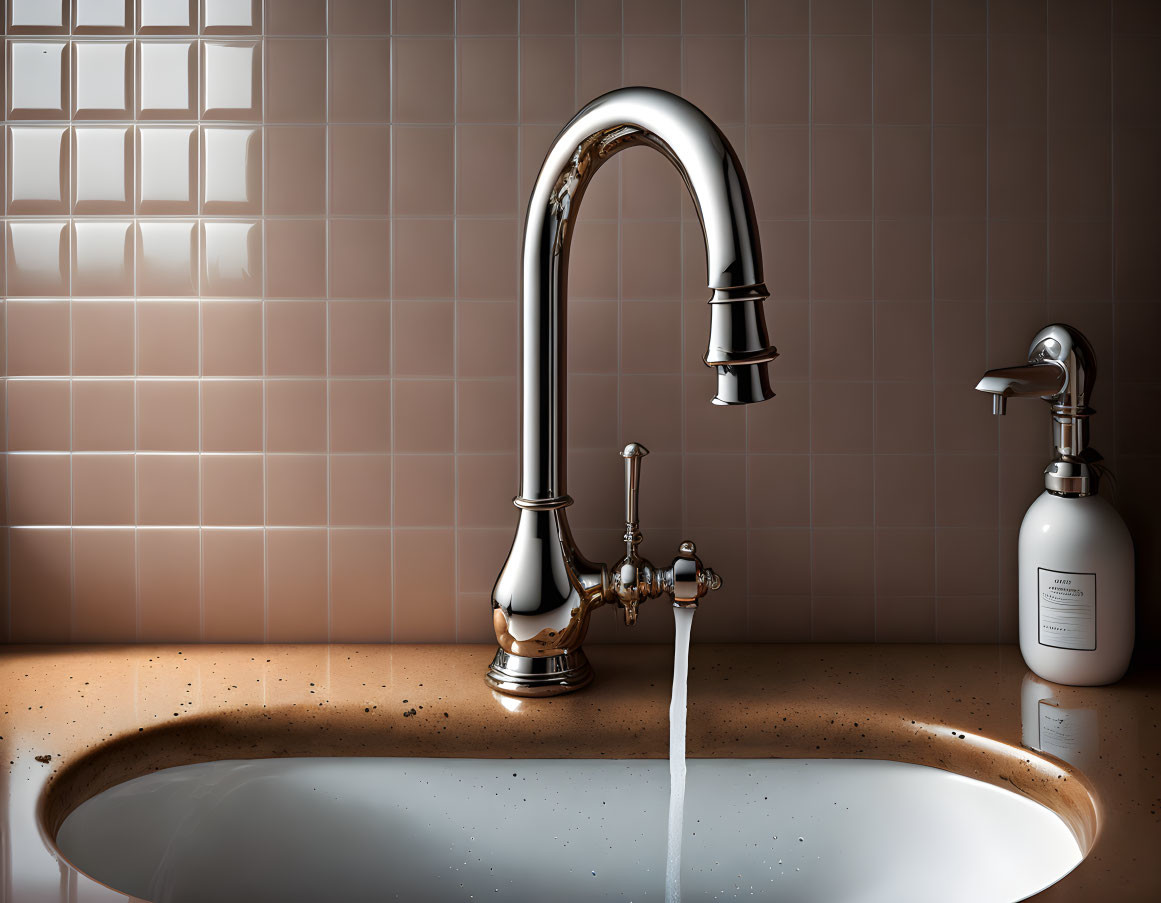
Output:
[{"left": 2, "top": 0, "right": 1159, "bottom": 647}]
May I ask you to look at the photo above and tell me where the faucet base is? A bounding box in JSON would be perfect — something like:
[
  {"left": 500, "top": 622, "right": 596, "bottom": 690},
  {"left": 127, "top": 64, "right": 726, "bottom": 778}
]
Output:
[{"left": 485, "top": 648, "right": 594, "bottom": 697}]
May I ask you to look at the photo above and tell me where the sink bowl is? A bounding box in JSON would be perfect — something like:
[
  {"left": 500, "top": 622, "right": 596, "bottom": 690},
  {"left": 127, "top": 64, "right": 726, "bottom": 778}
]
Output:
[{"left": 56, "top": 756, "right": 1083, "bottom": 903}]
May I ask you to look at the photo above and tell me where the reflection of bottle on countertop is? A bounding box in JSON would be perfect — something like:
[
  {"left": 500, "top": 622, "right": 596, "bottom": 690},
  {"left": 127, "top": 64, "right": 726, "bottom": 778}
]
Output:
[
  {"left": 977, "top": 325, "right": 1134, "bottom": 686},
  {"left": 1020, "top": 673, "right": 1099, "bottom": 771}
]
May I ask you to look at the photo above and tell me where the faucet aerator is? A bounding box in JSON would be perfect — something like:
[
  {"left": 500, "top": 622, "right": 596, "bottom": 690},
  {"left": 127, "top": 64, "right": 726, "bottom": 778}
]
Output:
[{"left": 712, "top": 363, "right": 775, "bottom": 406}]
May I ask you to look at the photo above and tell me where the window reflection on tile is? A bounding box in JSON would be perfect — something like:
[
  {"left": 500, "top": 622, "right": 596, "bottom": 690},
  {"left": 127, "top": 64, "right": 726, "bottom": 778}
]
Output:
[
  {"left": 7, "top": 126, "right": 68, "bottom": 214},
  {"left": 72, "top": 221, "right": 134, "bottom": 296},
  {"left": 138, "top": 126, "right": 197, "bottom": 213},
  {"left": 137, "top": 220, "right": 197, "bottom": 296},
  {"left": 74, "top": 126, "right": 133, "bottom": 213},
  {"left": 6, "top": 221, "right": 70, "bottom": 297},
  {"left": 7, "top": 42, "right": 69, "bottom": 120},
  {"left": 202, "top": 0, "right": 260, "bottom": 34},
  {"left": 7, "top": 0, "right": 68, "bottom": 33},
  {"left": 138, "top": 41, "right": 197, "bottom": 119},
  {"left": 74, "top": 0, "right": 132, "bottom": 33},
  {"left": 138, "top": 0, "right": 196, "bottom": 33},
  {"left": 202, "top": 42, "right": 261, "bottom": 121},
  {"left": 73, "top": 41, "right": 133, "bottom": 119},
  {"left": 202, "top": 221, "right": 261, "bottom": 297},
  {"left": 202, "top": 126, "right": 261, "bottom": 213}
]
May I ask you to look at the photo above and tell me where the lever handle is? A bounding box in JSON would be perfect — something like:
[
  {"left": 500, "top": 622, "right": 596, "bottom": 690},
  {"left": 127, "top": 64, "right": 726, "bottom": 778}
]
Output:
[{"left": 620, "top": 442, "right": 649, "bottom": 537}]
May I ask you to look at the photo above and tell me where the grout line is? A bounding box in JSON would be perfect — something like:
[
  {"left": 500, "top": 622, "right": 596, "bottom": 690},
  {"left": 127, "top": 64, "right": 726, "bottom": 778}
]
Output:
[
  {"left": 806, "top": 0, "right": 815, "bottom": 640},
  {"left": 870, "top": 0, "right": 877, "bottom": 641}
]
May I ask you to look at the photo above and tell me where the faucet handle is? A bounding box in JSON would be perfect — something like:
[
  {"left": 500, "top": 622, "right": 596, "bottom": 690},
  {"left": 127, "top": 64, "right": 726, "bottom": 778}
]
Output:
[
  {"left": 620, "top": 442, "right": 649, "bottom": 539},
  {"left": 667, "top": 540, "right": 721, "bottom": 608}
]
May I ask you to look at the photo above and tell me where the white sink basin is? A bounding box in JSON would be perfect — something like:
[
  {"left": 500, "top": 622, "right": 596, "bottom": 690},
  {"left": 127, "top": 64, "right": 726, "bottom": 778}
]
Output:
[{"left": 56, "top": 757, "right": 1082, "bottom": 903}]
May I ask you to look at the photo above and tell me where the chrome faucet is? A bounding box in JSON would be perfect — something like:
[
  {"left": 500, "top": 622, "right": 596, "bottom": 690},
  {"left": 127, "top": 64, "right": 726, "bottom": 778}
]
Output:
[
  {"left": 974, "top": 323, "right": 1099, "bottom": 495},
  {"left": 487, "top": 88, "right": 777, "bottom": 697}
]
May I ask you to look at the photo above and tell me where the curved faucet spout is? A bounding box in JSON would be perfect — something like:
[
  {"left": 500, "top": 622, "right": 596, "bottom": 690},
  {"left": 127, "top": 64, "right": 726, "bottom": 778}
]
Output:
[
  {"left": 489, "top": 88, "right": 776, "bottom": 697},
  {"left": 519, "top": 86, "right": 776, "bottom": 505}
]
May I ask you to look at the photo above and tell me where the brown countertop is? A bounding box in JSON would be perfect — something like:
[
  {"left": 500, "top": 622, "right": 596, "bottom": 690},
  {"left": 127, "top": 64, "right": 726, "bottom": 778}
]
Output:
[{"left": 1, "top": 643, "right": 1158, "bottom": 901}]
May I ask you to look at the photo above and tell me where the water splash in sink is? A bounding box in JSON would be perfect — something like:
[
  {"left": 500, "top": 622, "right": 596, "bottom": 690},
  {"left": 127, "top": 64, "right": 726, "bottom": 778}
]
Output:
[{"left": 666, "top": 605, "right": 695, "bottom": 903}]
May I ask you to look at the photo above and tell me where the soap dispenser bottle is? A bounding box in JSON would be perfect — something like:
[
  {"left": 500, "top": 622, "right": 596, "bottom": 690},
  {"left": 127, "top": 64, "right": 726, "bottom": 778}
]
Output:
[{"left": 976, "top": 324, "right": 1134, "bottom": 686}]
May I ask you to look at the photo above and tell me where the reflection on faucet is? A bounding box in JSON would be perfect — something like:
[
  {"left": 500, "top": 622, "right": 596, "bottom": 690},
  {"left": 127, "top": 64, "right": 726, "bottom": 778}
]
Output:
[{"left": 488, "top": 88, "right": 776, "bottom": 696}]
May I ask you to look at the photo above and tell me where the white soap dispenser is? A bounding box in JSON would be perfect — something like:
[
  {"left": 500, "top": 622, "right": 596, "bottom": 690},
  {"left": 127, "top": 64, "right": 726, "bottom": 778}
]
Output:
[{"left": 976, "top": 324, "right": 1134, "bottom": 686}]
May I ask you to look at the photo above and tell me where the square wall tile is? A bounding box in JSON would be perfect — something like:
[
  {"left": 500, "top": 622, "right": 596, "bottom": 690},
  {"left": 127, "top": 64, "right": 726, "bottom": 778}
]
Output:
[
  {"left": 329, "top": 125, "right": 389, "bottom": 215},
  {"left": 138, "top": 0, "right": 197, "bottom": 33},
  {"left": 267, "top": 0, "right": 327, "bottom": 34},
  {"left": 456, "top": 125, "right": 517, "bottom": 216},
  {"left": 201, "top": 379, "right": 262, "bottom": 451},
  {"left": 73, "top": 379, "right": 134, "bottom": 450},
  {"left": 202, "top": 0, "right": 260, "bottom": 33},
  {"left": 138, "top": 127, "right": 197, "bottom": 213},
  {"left": 72, "top": 300, "right": 134, "bottom": 376},
  {"left": 138, "top": 529, "right": 201, "bottom": 642},
  {"left": 73, "top": 529, "right": 136, "bottom": 642},
  {"left": 201, "top": 41, "right": 261, "bottom": 120},
  {"left": 74, "top": 0, "right": 133, "bottom": 32},
  {"left": 7, "top": 41, "right": 68, "bottom": 119},
  {"left": 137, "top": 453, "right": 199, "bottom": 524},
  {"left": 201, "top": 220, "right": 262, "bottom": 297},
  {"left": 330, "top": 455, "right": 390, "bottom": 525},
  {"left": 72, "top": 220, "right": 134, "bottom": 295},
  {"left": 7, "top": 454, "right": 70, "bottom": 524},
  {"left": 329, "top": 300, "right": 390, "bottom": 376},
  {"left": 328, "top": 0, "right": 390, "bottom": 35},
  {"left": 457, "top": 220, "right": 517, "bottom": 301},
  {"left": 8, "top": 127, "right": 68, "bottom": 215},
  {"left": 329, "top": 529, "right": 391, "bottom": 642},
  {"left": 392, "top": 219, "right": 454, "bottom": 299},
  {"left": 73, "top": 453, "right": 135, "bottom": 525},
  {"left": 203, "top": 528, "right": 264, "bottom": 641},
  {"left": 266, "top": 529, "right": 328, "bottom": 641},
  {"left": 202, "top": 454, "right": 263, "bottom": 525},
  {"left": 392, "top": 126, "right": 454, "bottom": 216},
  {"left": 265, "top": 220, "right": 327, "bottom": 299},
  {"left": 392, "top": 529, "right": 455, "bottom": 641},
  {"left": 266, "top": 300, "right": 327, "bottom": 376},
  {"left": 137, "top": 379, "right": 198, "bottom": 450},
  {"left": 266, "top": 454, "right": 327, "bottom": 524},
  {"left": 330, "top": 379, "right": 390, "bottom": 452},
  {"left": 392, "top": 38, "right": 453, "bottom": 122},
  {"left": 6, "top": 299, "right": 69, "bottom": 375},
  {"left": 7, "top": 219, "right": 69, "bottom": 295},
  {"left": 457, "top": 38, "right": 518, "bottom": 122},
  {"left": 265, "top": 380, "right": 327, "bottom": 452},
  {"left": 329, "top": 38, "right": 390, "bottom": 122},
  {"left": 8, "top": 0, "right": 69, "bottom": 33},
  {"left": 266, "top": 126, "right": 326, "bottom": 214},
  {"left": 74, "top": 127, "right": 133, "bottom": 214},
  {"left": 202, "top": 299, "right": 262, "bottom": 376},
  {"left": 393, "top": 380, "right": 454, "bottom": 453},
  {"left": 393, "top": 300, "right": 454, "bottom": 376},
  {"left": 394, "top": 454, "right": 454, "bottom": 526},
  {"left": 136, "top": 220, "right": 197, "bottom": 295},
  {"left": 137, "top": 300, "right": 198, "bottom": 375},
  {"left": 9, "top": 529, "right": 71, "bottom": 643},
  {"left": 329, "top": 219, "right": 389, "bottom": 298},
  {"left": 265, "top": 38, "right": 327, "bottom": 123},
  {"left": 138, "top": 41, "right": 197, "bottom": 119},
  {"left": 201, "top": 126, "right": 261, "bottom": 213},
  {"left": 74, "top": 41, "right": 132, "bottom": 118}
]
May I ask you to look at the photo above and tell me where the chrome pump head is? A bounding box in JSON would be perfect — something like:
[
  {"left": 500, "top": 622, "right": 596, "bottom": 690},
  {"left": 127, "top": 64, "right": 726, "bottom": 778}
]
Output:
[{"left": 974, "top": 323, "right": 1099, "bottom": 496}]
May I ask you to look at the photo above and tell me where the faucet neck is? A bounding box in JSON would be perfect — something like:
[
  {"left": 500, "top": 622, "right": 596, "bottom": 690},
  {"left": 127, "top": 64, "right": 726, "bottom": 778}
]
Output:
[{"left": 516, "top": 87, "right": 774, "bottom": 504}]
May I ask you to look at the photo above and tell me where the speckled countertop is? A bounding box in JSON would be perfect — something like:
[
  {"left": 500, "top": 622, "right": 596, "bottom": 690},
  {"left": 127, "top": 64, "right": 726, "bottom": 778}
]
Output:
[{"left": 0, "top": 643, "right": 1157, "bottom": 901}]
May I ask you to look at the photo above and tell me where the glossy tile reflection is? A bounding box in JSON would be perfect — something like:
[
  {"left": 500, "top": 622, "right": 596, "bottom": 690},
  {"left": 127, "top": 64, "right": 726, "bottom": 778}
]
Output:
[{"left": 73, "top": 40, "right": 132, "bottom": 118}]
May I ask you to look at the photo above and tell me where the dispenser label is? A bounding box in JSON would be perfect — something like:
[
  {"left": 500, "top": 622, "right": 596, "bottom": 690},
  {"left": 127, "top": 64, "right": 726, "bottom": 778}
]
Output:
[{"left": 1037, "top": 568, "right": 1096, "bottom": 651}]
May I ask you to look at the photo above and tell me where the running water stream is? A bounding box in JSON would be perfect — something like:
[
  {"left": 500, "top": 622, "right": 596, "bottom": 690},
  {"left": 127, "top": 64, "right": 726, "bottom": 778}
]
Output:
[{"left": 665, "top": 606, "right": 695, "bottom": 903}]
